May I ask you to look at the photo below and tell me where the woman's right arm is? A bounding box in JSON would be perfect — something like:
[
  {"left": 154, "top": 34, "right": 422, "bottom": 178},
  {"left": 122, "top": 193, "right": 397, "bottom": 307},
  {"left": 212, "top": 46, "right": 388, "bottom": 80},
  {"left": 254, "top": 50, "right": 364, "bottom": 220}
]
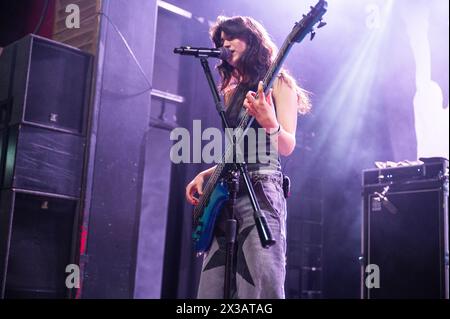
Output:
[{"left": 185, "top": 165, "right": 217, "bottom": 205}]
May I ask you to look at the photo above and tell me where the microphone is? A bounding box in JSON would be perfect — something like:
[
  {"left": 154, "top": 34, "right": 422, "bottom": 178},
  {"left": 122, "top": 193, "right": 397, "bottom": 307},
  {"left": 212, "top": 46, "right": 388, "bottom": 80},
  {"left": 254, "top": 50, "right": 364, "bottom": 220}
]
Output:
[{"left": 173, "top": 46, "right": 231, "bottom": 60}]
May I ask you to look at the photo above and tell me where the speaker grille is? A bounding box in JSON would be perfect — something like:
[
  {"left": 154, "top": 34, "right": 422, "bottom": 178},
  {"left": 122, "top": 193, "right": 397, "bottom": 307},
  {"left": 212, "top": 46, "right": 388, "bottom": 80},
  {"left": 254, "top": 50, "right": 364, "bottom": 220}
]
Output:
[
  {"left": 2, "top": 125, "right": 85, "bottom": 197},
  {"left": 2, "top": 190, "right": 78, "bottom": 298},
  {"left": 11, "top": 35, "right": 92, "bottom": 134},
  {"left": 367, "top": 189, "right": 444, "bottom": 298}
]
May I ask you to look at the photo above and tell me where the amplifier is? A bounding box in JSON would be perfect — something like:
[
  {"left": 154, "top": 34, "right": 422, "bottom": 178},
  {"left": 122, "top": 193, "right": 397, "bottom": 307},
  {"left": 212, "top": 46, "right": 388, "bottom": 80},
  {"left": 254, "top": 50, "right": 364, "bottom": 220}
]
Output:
[
  {"left": 363, "top": 158, "right": 447, "bottom": 187},
  {"left": 361, "top": 157, "right": 449, "bottom": 299}
]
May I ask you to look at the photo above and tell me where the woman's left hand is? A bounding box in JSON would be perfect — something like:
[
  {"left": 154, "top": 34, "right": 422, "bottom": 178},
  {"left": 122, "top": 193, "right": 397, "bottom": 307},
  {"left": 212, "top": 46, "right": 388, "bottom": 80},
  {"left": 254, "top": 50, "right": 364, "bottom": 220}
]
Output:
[{"left": 243, "top": 81, "right": 279, "bottom": 132}]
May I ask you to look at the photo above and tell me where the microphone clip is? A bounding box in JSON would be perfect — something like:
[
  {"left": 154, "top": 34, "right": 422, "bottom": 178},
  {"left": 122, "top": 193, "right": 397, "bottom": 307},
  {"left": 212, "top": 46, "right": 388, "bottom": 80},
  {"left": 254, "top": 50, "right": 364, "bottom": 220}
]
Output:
[{"left": 373, "top": 185, "right": 398, "bottom": 215}]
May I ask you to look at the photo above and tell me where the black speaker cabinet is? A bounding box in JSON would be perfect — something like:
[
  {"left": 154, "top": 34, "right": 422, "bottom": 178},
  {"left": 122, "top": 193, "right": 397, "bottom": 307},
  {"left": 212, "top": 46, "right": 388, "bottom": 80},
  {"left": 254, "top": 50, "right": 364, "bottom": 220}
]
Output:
[
  {"left": 0, "top": 34, "right": 92, "bottom": 299},
  {"left": 0, "top": 124, "right": 85, "bottom": 198},
  {"left": 361, "top": 158, "right": 449, "bottom": 299},
  {"left": 0, "top": 189, "right": 80, "bottom": 298},
  {"left": 0, "top": 34, "right": 93, "bottom": 134},
  {"left": 0, "top": 34, "right": 92, "bottom": 197}
]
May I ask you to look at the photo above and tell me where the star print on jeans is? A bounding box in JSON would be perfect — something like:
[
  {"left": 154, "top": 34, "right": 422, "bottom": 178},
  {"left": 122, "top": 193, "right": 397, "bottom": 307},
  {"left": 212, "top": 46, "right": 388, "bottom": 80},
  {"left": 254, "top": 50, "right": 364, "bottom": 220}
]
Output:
[{"left": 203, "top": 225, "right": 255, "bottom": 286}]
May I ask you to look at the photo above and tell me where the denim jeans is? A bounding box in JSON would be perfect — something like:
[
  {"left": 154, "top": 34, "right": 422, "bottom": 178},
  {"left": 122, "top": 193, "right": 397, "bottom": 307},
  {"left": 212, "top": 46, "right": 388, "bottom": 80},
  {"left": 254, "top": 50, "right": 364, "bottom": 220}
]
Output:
[{"left": 197, "top": 170, "right": 287, "bottom": 299}]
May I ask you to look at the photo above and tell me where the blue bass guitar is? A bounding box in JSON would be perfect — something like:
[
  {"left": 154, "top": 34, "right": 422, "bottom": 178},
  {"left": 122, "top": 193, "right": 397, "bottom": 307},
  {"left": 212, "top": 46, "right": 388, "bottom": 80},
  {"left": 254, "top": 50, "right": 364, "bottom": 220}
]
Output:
[{"left": 192, "top": 180, "right": 229, "bottom": 255}]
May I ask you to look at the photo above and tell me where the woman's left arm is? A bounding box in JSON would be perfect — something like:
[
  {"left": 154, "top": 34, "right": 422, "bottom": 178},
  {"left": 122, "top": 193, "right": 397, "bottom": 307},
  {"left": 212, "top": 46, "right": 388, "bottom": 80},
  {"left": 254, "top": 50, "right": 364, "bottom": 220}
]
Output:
[{"left": 244, "top": 79, "right": 298, "bottom": 156}]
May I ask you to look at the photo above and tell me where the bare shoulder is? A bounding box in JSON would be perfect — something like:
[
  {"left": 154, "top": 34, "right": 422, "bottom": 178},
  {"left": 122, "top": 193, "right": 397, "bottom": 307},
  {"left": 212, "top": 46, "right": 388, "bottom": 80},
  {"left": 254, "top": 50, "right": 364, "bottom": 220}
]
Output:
[
  {"left": 273, "top": 71, "right": 312, "bottom": 115},
  {"left": 272, "top": 72, "right": 298, "bottom": 100}
]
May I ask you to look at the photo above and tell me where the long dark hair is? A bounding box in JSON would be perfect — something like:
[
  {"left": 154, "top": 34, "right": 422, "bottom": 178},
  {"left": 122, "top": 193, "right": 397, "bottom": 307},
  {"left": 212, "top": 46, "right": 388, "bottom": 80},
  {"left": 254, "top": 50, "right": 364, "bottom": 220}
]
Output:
[{"left": 210, "top": 15, "right": 311, "bottom": 114}]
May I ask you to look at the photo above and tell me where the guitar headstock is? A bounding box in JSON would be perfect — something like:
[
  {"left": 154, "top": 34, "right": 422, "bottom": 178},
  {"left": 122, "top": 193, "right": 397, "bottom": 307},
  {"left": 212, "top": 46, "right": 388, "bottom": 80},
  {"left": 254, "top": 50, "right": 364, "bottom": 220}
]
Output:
[{"left": 290, "top": 0, "right": 328, "bottom": 43}]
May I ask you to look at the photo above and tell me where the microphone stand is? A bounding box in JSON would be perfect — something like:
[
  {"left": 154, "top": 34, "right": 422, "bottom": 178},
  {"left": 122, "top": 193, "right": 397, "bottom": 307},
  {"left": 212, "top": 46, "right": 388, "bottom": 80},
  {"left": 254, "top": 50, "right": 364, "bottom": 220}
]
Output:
[{"left": 198, "top": 57, "right": 275, "bottom": 299}]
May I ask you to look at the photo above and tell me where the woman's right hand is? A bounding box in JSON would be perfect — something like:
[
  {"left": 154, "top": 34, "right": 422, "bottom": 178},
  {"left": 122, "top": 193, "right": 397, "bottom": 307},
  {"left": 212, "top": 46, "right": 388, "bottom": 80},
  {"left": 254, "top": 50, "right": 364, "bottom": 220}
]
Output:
[
  {"left": 185, "top": 172, "right": 206, "bottom": 206},
  {"left": 185, "top": 166, "right": 216, "bottom": 205}
]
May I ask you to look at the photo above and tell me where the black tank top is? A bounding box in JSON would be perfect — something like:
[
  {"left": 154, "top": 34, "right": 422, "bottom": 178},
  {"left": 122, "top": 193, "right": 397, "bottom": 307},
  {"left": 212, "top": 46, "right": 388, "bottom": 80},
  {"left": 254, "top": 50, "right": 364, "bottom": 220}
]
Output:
[{"left": 224, "top": 83, "right": 281, "bottom": 172}]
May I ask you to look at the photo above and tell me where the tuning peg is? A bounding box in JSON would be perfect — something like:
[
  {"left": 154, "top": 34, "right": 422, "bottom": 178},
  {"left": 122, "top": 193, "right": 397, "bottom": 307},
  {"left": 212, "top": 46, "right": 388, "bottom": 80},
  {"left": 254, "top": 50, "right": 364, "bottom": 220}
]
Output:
[
  {"left": 318, "top": 20, "right": 327, "bottom": 28},
  {"left": 310, "top": 31, "right": 316, "bottom": 41}
]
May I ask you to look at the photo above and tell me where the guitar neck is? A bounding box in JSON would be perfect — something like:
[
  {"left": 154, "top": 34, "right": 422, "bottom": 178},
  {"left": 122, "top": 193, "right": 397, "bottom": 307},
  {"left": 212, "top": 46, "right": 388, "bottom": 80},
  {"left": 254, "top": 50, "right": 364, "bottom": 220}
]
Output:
[
  {"left": 236, "top": 35, "right": 296, "bottom": 132},
  {"left": 263, "top": 37, "right": 294, "bottom": 93}
]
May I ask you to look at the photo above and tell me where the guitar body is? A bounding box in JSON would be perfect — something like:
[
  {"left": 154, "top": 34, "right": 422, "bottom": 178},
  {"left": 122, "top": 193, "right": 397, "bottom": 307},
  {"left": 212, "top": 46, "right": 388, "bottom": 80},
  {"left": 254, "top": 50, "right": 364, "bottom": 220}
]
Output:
[{"left": 192, "top": 181, "right": 229, "bottom": 254}]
